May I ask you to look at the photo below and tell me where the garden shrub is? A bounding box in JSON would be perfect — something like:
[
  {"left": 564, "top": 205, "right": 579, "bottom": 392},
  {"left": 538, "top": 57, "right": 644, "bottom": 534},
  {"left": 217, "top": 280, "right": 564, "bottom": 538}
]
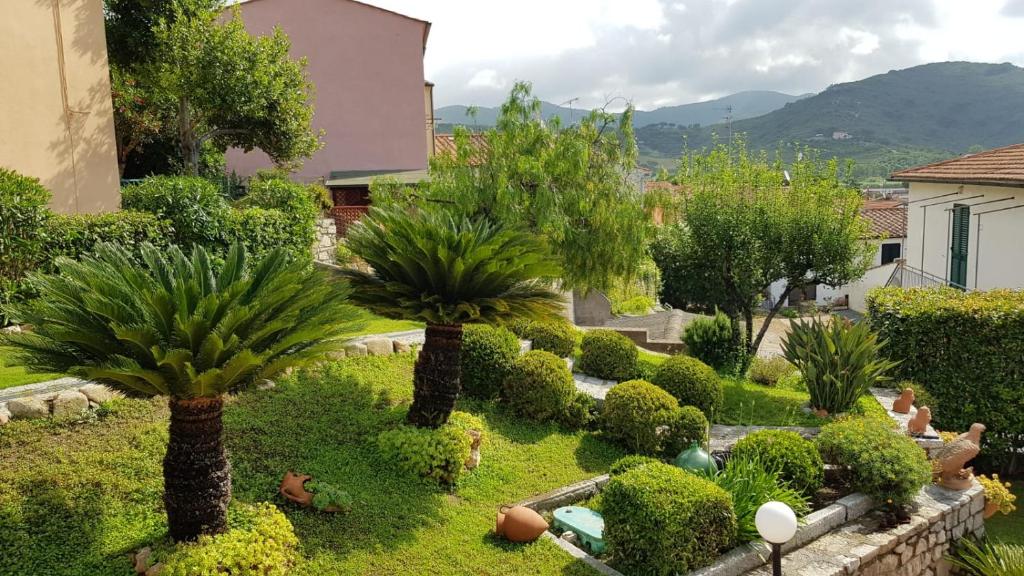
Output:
[
  {"left": 156, "top": 502, "right": 298, "bottom": 576},
  {"left": 44, "top": 211, "right": 174, "bottom": 266},
  {"left": 237, "top": 175, "right": 319, "bottom": 256},
  {"left": 524, "top": 320, "right": 578, "bottom": 358},
  {"left": 559, "top": 391, "right": 598, "bottom": 430},
  {"left": 731, "top": 429, "right": 823, "bottom": 496},
  {"left": 579, "top": 329, "right": 638, "bottom": 381},
  {"left": 867, "top": 287, "right": 1024, "bottom": 473},
  {"left": 602, "top": 462, "right": 736, "bottom": 575},
  {"left": 815, "top": 417, "right": 932, "bottom": 506},
  {"left": 651, "top": 354, "right": 724, "bottom": 419},
  {"left": 226, "top": 207, "right": 303, "bottom": 261},
  {"left": 609, "top": 454, "right": 662, "bottom": 477},
  {"left": 748, "top": 356, "right": 797, "bottom": 386},
  {"left": 0, "top": 168, "right": 50, "bottom": 321},
  {"left": 334, "top": 241, "right": 356, "bottom": 266},
  {"left": 701, "top": 455, "right": 810, "bottom": 545},
  {"left": 121, "top": 175, "right": 230, "bottom": 251},
  {"left": 601, "top": 379, "right": 680, "bottom": 455},
  {"left": 461, "top": 324, "right": 519, "bottom": 399},
  {"left": 782, "top": 316, "right": 897, "bottom": 415},
  {"left": 663, "top": 405, "right": 710, "bottom": 458},
  {"left": 682, "top": 310, "right": 741, "bottom": 371},
  {"left": 502, "top": 350, "right": 575, "bottom": 422},
  {"left": 377, "top": 411, "right": 484, "bottom": 486},
  {"left": 612, "top": 295, "right": 655, "bottom": 315},
  {"left": 506, "top": 318, "right": 533, "bottom": 338}
]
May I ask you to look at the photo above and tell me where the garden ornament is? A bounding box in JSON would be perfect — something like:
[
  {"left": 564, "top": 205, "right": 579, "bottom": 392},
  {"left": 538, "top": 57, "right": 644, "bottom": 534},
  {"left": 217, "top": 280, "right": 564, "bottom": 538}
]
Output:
[
  {"left": 933, "top": 423, "right": 985, "bottom": 490},
  {"left": 892, "top": 388, "right": 915, "bottom": 414},
  {"left": 674, "top": 441, "right": 718, "bottom": 474},
  {"left": 756, "top": 501, "right": 798, "bottom": 576},
  {"left": 465, "top": 429, "right": 482, "bottom": 470},
  {"left": 279, "top": 471, "right": 314, "bottom": 507},
  {"left": 496, "top": 505, "right": 548, "bottom": 542},
  {"left": 908, "top": 406, "right": 932, "bottom": 435}
]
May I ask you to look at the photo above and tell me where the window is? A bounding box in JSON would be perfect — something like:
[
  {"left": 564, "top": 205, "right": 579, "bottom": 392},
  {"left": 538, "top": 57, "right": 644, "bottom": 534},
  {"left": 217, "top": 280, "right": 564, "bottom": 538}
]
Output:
[{"left": 880, "top": 242, "right": 901, "bottom": 265}]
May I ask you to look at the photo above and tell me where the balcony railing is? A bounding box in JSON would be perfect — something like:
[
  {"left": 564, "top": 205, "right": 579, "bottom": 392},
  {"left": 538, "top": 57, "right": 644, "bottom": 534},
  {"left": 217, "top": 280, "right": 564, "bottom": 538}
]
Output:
[{"left": 885, "top": 261, "right": 968, "bottom": 291}]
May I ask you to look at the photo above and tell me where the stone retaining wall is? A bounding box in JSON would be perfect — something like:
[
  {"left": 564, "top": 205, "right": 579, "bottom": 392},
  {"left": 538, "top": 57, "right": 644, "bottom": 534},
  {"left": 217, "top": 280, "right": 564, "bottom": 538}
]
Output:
[{"left": 314, "top": 217, "right": 337, "bottom": 264}]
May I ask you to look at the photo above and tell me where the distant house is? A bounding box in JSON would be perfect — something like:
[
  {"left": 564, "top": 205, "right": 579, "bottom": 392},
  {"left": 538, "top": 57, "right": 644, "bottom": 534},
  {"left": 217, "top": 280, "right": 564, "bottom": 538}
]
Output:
[
  {"left": 0, "top": 0, "right": 120, "bottom": 214},
  {"left": 890, "top": 143, "right": 1024, "bottom": 290},
  {"left": 225, "top": 0, "right": 434, "bottom": 234},
  {"left": 832, "top": 131, "right": 852, "bottom": 140}
]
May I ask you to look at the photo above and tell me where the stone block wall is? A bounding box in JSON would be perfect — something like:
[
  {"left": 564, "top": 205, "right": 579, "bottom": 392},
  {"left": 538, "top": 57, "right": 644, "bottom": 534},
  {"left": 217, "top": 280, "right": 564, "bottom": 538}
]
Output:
[{"left": 314, "top": 218, "right": 337, "bottom": 263}]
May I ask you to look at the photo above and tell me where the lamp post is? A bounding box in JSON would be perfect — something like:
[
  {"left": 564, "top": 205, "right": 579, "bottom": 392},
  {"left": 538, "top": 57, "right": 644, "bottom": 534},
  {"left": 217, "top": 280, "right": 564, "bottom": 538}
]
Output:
[{"left": 755, "top": 501, "right": 798, "bottom": 576}]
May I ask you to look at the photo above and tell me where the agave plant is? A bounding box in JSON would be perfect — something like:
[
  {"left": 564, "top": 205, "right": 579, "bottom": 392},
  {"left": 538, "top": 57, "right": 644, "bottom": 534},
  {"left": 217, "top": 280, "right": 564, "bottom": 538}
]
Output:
[
  {"left": 0, "top": 243, "right": 359, "bottom": 541},
  {"left": 949, "top": 538, "right": 1024, "bottom": 576},
  {"left": 781, "top": 317, "right": 899, "bottom": 414},
  {"left": 341, "top": 207, "right": 564, "bottom": 428}
]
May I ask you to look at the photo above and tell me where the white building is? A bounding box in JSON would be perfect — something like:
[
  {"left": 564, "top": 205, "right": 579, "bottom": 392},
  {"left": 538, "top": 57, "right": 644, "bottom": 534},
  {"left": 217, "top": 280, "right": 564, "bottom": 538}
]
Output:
[{"left": 892, "top": 143, "right": 1024, "bottom": 290}]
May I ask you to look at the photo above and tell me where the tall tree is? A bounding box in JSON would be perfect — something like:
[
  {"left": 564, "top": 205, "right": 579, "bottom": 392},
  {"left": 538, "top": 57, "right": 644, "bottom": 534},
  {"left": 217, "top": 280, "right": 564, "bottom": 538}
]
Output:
[
  {"left": 652, "top": 143, "right": 874, "bottom": 358},
  {"left": 374, "top": 82, "right": 655, "bottom": 293}
]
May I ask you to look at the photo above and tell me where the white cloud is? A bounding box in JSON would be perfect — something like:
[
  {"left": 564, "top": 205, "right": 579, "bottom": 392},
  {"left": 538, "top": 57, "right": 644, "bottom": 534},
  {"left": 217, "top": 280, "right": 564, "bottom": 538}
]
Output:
[{"left": 466, "top": 69, "right": 507, "bottom": 90}]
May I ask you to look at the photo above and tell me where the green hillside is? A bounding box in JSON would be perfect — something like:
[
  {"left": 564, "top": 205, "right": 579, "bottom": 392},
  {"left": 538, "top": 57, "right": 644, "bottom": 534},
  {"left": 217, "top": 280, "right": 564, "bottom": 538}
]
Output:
[{"left": 636, "top": 62, "right": 1024, "bottom": 182}]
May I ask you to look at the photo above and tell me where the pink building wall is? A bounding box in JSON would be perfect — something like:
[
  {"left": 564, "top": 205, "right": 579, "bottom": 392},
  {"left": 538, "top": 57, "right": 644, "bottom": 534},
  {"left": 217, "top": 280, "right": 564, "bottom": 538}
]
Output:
[{"left": 225, "top": 0, "right": 430, "bottom": 183}]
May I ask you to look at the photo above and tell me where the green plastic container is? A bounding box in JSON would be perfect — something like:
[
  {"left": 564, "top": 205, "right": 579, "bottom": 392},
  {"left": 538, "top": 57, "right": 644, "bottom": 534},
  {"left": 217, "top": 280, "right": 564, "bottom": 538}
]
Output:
[{"left": 674, "top": 441, "right": 717, "bottom": 474}]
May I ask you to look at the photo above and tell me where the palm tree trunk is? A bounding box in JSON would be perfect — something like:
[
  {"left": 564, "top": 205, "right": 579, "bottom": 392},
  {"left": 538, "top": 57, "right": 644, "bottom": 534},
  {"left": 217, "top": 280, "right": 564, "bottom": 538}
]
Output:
[
  {"left": 407, "top": 323, "right": 463, "bottom": 428},
  {"left": 164, "top": 396, "right": 231, "bottom": 542}
]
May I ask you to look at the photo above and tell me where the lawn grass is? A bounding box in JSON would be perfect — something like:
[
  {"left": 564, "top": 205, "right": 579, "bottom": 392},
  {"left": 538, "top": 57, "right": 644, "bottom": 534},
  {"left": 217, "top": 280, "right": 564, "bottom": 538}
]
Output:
[
  {"left": 0, "top": 347, "right": 60, "bottom": 391},
  {"left": 0, "top": 353, "right": 621, "bottom": 576},
  {"left": 987, "top": 482, "right": 1024, "bottom": 545},
  {"left": 347, "top": 310, "right": 423, "bottom": 337}
]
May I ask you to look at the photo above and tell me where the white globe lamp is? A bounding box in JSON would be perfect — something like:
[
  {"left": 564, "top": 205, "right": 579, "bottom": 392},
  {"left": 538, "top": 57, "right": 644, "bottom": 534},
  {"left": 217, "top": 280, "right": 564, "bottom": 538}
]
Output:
[{"left": 755, "top": 501, "right": 798, "bottom": 576}]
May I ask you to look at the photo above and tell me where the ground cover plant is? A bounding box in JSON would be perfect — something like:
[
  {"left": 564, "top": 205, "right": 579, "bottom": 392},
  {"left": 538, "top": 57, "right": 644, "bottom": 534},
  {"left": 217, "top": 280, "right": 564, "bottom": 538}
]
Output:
[{"left": 0, "top": 354, "right": 623, "bottom": 575}]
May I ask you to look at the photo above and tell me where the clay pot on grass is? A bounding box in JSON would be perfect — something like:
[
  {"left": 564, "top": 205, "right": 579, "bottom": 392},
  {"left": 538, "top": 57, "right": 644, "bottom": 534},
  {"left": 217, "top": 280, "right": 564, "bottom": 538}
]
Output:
[{"left": 496, "top": 505, "right": 548, "bottom": 542}]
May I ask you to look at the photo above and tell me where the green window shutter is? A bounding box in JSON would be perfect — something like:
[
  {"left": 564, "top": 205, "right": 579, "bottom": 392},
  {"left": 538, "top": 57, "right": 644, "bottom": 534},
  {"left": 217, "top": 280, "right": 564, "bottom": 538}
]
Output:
[{"left": 949, "top": 204, "right": 970, "bottom": 288}]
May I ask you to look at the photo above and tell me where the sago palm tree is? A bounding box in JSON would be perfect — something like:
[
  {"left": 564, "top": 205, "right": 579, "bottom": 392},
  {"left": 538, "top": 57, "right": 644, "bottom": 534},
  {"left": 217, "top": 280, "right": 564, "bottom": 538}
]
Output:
[
  {"left": 0, "top": 243, "right": 360, "bottom": 541},
  {"left": 341, "top": 207, "right": 564, "bottom": 428}
]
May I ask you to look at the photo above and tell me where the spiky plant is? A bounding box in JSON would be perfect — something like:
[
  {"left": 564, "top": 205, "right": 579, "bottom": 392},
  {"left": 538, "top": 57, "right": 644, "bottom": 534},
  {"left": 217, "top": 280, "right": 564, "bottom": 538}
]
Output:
[
  {"left": 0, "top": 243, "right": 360, "bottom": 541},
  {"left": 341, "top": 208, "right": 564, "bottom": 428},
  {"left": 948, "top": 538, "right": 1024, "bottom": 576}
]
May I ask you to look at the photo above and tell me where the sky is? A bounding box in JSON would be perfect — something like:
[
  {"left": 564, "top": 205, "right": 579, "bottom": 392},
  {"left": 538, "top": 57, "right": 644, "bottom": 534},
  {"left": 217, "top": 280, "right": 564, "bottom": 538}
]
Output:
[{"left": 364, "top": 0, "right": 1024, "bottom": 111}]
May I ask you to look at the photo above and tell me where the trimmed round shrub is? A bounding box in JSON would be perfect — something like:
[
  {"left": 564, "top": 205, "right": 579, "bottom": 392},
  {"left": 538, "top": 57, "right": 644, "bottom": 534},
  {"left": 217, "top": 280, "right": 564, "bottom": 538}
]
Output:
[
  {"left": 503, "top": 350, "right": 575, "bottom": 422},
  {"left": 609, "top": 455, "right": 662, "bottom": 477},
  {"left": 121, "top": 175, "right": 230, "bottom": 251},
  {"left": 525, "top": 320, "right": 578, "bottom": 358},
  {"left": 579, "top": 329, "right": 638, "bottom": 381},
  {"left": 651, "top": 354, "right": 724, "bottom": 419},
  {"left": 682, "top": 310, "right": 741, "bottom": 371},
  {"left": 378, "top": 411, "right": 484, "bottom": 486},
  {"left": 461, "top": 324, "right": 519, "bottom": 399},
  {"left": 601, "top": 379, "right": 679, "bottom": 455},
  {"left": 559, "top": 391, "right": 598, "bottom": 430},
  {"left": 506, "top": 318, "right": 533, "bottom": 338},
  {"left": 603, "top": 462, "right": 736, "bottom": 575},
  {"left": 748, "top": 355, "right": 797, "bottom": 386},
  {"left": 155, "top": 502, "right": 298, "bottom": 576},
  {"left": 732, "top": 429, "right": 824, "bottom": 496},
  {"left": 663, "top": 405, "right": 710, "bottom": 458},
  {"left": 815, "top": 417, "right": 932, "bottom": 506}
]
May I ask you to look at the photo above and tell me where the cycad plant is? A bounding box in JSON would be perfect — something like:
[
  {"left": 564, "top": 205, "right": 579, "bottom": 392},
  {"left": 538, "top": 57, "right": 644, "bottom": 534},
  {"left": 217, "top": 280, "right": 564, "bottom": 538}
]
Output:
[
  {"left": 949, "top": 538, "right": 1024, "bottom": 576},
  {"left": 781, "top": 316, "right": 898, "bottom": 414},
  {"left": 0, "top": 243, "right": 359, "bottom": 541},
  {"left": 341, "top": 207, "right": 564, "bottom": 428}
]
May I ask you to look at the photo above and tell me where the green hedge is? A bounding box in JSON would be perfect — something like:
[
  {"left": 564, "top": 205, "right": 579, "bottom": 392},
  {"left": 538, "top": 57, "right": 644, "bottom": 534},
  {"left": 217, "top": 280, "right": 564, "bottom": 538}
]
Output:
[
  {"left": 524, "top": 320, "right": 578, "bottom": 358},
  {"left": 0, "top": 169, "right": 51, "bottom": 322},
  {"left": 44, "top": 211, "right": 173, "bottom": 266},
  {"left": 503, "top": 350, "right": 576, "bottom": 422},
  {"left": 121, "top": 175, "right": 229, "bottom": 250},
  {"left": 602, "top": 462, "right": 736, "bottom": 575},
  {"left": 867, "top": 287, "right": 1024, "bottom": 473},
  {"left": 237, "top": 175, "right": 319, "bottom": 256},
  {"left": 651, "top": 354, "right": 723, "bottom": 420},
  {"left": 732, "top": 429, "right": 823, "bottom": 496}
]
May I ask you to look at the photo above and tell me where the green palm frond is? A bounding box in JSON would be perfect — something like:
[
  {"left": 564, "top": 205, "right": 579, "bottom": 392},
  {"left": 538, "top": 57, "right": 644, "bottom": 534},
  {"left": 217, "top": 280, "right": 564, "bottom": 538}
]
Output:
[
  {"left": 0, "top": 242, "right": 362, "bottom": 399},
  {"left": 340, "top": 207, "right": 565, "bottom": 326}
]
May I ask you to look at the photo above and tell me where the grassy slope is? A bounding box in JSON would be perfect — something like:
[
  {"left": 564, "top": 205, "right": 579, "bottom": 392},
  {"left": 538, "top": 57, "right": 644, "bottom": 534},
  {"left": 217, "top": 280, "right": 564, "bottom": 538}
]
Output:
[
  {"left": 0, "top": 347, "right": 60, "bottom": 390},
  {"left": 0, "top": 354, "right": 621, "bottom": 576}
]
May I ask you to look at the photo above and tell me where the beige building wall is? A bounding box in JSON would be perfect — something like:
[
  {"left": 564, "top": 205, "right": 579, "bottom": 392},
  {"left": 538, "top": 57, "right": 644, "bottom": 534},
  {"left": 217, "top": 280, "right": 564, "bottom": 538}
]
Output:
[
  {"left": 906, "top": 182, "right": 1024, "bottom": 290},
  {"left": 0, "top": 0, "right": 120, "bottom": 214}
]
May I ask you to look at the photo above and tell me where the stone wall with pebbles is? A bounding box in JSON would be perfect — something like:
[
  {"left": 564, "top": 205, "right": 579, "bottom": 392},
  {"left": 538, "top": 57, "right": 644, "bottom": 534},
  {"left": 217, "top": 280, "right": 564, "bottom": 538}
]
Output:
[
  {"left": 314, "top": 217, "right": 338, "bottom": 264},
  {"left": 0, "top": 383, "right": 122, "bottom": 425}
]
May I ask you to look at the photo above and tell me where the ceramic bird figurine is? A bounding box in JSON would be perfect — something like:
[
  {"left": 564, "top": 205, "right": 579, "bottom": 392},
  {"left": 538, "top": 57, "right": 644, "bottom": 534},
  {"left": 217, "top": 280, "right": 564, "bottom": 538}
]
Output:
[
  {"left": 933, "top": 423, "right": 985, "bottom": 490},
  {"left": 892, "top": 388, "right": 915, "bottom": 414},
  {"left": 908, "top": 406, "right": 932, "bottom": 435}
]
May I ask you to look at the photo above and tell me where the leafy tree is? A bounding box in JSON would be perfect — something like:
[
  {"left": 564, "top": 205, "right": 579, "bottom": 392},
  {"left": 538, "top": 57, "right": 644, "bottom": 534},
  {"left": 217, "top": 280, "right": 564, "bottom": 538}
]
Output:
[
  {"left": 340, "top": 207, "right": 564, "bottom": 428},
  {"left": 652, "top": 143, "right": 873, "bottom": 358},
  {"left": 374, "top": 82, "right": 654, "bottom": 293},
  {"left": 1, "top": 243, "right": 359, "bottom": 541}
]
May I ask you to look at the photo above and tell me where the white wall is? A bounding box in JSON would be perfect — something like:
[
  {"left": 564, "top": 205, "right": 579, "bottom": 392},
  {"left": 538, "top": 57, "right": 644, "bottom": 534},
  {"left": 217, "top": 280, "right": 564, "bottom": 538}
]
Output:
[{"left": 905, "top": 182, "right": 1024, "bottom": 290}]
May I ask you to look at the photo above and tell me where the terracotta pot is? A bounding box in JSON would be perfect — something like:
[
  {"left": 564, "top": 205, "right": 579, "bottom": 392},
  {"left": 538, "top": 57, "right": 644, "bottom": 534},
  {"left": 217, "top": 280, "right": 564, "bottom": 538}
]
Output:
[
  {"left": 984, "top": 500, "right": 1001, "bottom": 519},
  {"left": 495, "top": 505, "right": 548, "bottom": 542},
  {"left": 280, "top": 471, "right": 314, "bottom": 507},
  {"left": 813, "top": 408, "right": 830, "bottom": 418}
]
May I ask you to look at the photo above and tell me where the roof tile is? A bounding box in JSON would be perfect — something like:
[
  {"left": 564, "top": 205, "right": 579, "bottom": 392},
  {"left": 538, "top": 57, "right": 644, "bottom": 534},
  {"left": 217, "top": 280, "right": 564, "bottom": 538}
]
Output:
[{"left": 891, "top": 143, "right": 1024, "bottom": 186}]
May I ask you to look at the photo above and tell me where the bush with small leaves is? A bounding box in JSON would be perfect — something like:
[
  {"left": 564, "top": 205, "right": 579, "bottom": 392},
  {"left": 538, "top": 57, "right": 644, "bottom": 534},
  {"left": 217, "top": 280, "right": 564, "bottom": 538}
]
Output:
[
  {"left": 524, "top": 320, "right": 578, "bottom": 358},
  {"left": 579, "top": 329, "right": 638, "bottom": 381},
  {"left": 121, "top": 175, "right": 230, "bottom": 251},
  {"left": 602, "top": 379, "right": 680, "bottom": 455},
  {"left": 663, "top": 405, "right": 710, "bottom": 459},
  {"left": 651, "top": 354, "right": 724, "bottom": 420},
  {"left": 559, "top": 391, "right": 598, "bottom": 430},
  {"left": 378, "top": 411, "right": 485, "bottom": 486},
  {"left": 461, "top": 324, "right": 520, "bottom": 399},
  {"left": 748, "top": 356, "right": 797, "bottom": 386},
  {"left": 0, "top": 168, "right": 51, "bottom": 320},
  {"left": 682, "top": 310, "right": 741, "bottom": 371},
  {"left": 732, "top": 429, "right": 823, "bottom": 496},
  {"left": 609, "top": 455, "right": 662, "bottom": 477},
  {"left": 602, "top": 462, "right": 736, "bottom": 575},
  {"left": 815, "top": 417, "right": 931, "bottom": 506},
  {"left": 503, "top": 350, "right": 576, "bottom": 422}
]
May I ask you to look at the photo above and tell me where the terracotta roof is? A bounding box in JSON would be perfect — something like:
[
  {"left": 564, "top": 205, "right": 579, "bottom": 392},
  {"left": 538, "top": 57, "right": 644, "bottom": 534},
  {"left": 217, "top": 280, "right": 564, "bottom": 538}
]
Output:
[
  {"left": 432, "top": 133, "right": 489, "bottom": 166},
  {"left": 861, "top": 204, "right": 907, "bottom": 239},
  {"left": 890, "top": 143, "right": 1024, "bottom": 187}
]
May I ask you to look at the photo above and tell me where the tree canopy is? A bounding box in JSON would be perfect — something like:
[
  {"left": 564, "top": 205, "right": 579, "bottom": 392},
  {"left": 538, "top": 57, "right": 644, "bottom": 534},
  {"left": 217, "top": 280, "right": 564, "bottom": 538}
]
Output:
[
  {"left": 374, "top": 82, "right": 655, "bottom": 293},
  {"left": 651, "top": 143, "right": 874, "bottom": 357}
]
